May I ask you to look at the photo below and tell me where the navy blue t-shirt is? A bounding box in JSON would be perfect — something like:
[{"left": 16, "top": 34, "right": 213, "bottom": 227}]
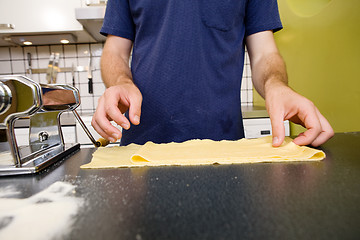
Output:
[{"left": 101, "top": 0, "right": 283, "bottom": 145}]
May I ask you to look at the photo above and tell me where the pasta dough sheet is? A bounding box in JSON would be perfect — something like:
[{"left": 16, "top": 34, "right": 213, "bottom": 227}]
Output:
[{"left": 81, "top": 136, "right": 325, "bottom": 169}]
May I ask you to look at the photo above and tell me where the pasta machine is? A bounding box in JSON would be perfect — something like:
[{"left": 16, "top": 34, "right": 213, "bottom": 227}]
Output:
[{"left": 0, "top": 75, "right": 105, "bottom": 176}]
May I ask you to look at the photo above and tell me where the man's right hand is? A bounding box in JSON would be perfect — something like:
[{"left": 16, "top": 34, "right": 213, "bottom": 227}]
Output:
[
  {"left": 91, "top": 81, "right": 142, "bottom": 142},
  {"left": 92, "top": 35, "right": 140, "bottom": 142}
]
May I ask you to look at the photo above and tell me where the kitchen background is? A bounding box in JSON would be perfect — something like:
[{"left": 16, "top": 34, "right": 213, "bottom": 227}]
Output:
[
  {"left": 0, "top": 43, "right": 105, "bottom": 115},
  {"left": 0, "top": 0, "right": 359, "bottom": 145},
  {"left": 0, "top": 44, "right": 254, "bottom": 114},
  {"left": 0, "top": 0, "right": 260, "bottom": 146},
  {"left": 255, "top": 0, "right": 360, "bottom": 135}
]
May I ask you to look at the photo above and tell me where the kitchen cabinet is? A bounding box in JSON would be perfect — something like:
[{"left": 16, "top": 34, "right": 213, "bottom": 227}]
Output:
[
  {"left": 243, "top": 118, "right": 290, "bottom": 139},
  {"left": 0, "top": 0, "right": 95, "bottom": 46},
  {"left": 0, "top": 0, "right": 82, "bottom": 34},
  {"left": 242, "top": 105, "right": 290, "bottom": 139}
]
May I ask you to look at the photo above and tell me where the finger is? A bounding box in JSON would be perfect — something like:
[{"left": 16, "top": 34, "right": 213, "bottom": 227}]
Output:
[
  {"left": 310, "top": 109, "right": 334, "bottom": 147},
  {"left": 91, "top": 119, "right": 119, "bottom": 142},
  {"left": 268, "top": 108, "right": 285, "bottom": 147},
  {"left": 93, "top": 117, "right": 122, "bottom": 141},
  {"left": 92, "top": 106, "right": 123, "bottom": 140},
  {"left": 297, "top": 132, "right": 305, "bottom": 138},
  {"left": 128, "top": 91, "right": 142, "bottom": 125},
  {"left": 91, "top": 115, "right": 112, "bottom": 141},
  {"left": 106, "top": 103, "right": 131, "bottom": 130},
  {"left": 292, "top": 107, "right": 322, "bottom": 146}
]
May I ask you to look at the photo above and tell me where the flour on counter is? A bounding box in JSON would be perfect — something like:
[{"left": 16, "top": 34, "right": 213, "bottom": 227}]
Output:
[
  {"left": 0, "top": 186, "right": 21, "bottom": 198},
  {"left": 0, "top": 181, "right": 83, "bottom": 240}
]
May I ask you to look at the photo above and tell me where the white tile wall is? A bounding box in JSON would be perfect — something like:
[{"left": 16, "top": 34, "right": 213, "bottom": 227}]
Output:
[
  {"left": 37, "top": 58, "right": 49, "bottom": 69},
  {"left": 63, "top": 45, "right": 77, "bottom": 58},
  {"left": 50, "top": 45, "right": 63, "bottom": 55},
  {"left": 77, "top": 44, "right": 91, "bottom": 57},
  {"left": 64, "top": 57, "right": 77, "bottom": 75},
  {"left": 10, "top": 47, "right": 23, "bottom": 60},
  {"left": 56, "top": 72, "right": 67, "bottom": 85},
  {"left": 0, "top": 61, "right": 11, "bottom": 74},
  {"left": 37, "top": 46, "right": 50, "bottom": 59},
  {"left": 11, "top": 60, "right": 25, "bottom": 73},
  {"left": 24, "top": 46, "right": 37, "bottom": 59},
  {"left": 0, "top": 48, "right": 10, "bottom": 60},
  {"left": 0, "top": 43, "right": 254, "bottom": 116},
  {"left": 90, "top": 43, "right": 103, "bottom": 57},
  {"left": 241, "top": 50, "right": 253, "bottom": 106}
]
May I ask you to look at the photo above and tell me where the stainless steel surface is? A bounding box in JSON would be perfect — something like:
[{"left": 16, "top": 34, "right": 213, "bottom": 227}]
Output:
[
  {"left": 0, "top": 143, "right": 79, "bottom": 176},
  {"left": 46, "top": 53, "right": 55, "bottom": 84},
  {"left": 13, "top": 113, "right": 76, "bottom": 128},
  {"left": 27, "top": 52, "right": 32, "bottom": 76},
  {"left": 87, "top": 54, "right": 93, "bottom": 94},
  {"left": 52, "top": 53, "right": 60, "bottom": 84},
  {"left": 46, "top": 53, "right": 60, "bottom": 84},
  {"left": 27, "top": 65, "right": 89, "bottom": 74},
  {"left": 0, "top": 75, "right": 81, "bottom": 176},
  {"left": 41, "top": 84, "right": 80, "bottom": 111},
  {"left": 75, "top": 6, "right": 106, "bottom": 42},
  {"left": 0, "top": 75, "right": 42, "bottom": 128},
  {"left": 87, "top": 55, "right": 93, "bottom": 80},
  {"left": 0, "top": 82, "right": 12, "bottom": 114},
  {"left": 71, "top": 63, "right": 76, "bottom": 87}
]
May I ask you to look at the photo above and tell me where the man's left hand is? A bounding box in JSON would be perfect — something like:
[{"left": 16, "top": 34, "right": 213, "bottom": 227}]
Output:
[{"left": 265, "top": 82, "right": 334, "bottom": 147}]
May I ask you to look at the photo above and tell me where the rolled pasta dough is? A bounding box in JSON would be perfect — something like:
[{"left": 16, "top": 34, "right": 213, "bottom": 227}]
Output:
[{"left": 81, "top": 136, "right": 325, "bottom": 169}]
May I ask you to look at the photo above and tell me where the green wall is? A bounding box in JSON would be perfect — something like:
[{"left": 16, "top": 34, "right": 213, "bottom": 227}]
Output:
[{"left": 254, "top": 0, "right": 360, "bottom": 134}]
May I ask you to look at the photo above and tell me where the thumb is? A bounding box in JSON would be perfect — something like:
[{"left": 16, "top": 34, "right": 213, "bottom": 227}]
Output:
[
  {"left": 269, "top": 110, "right": 285, "bottom": 147},
  {"left": 128, "top": 91, "right": 143, "bottom": 125}
]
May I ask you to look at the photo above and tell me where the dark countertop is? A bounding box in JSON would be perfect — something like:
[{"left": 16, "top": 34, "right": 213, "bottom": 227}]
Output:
[{"left": 1, "top": 132, "right": 359, "bottom": 239}]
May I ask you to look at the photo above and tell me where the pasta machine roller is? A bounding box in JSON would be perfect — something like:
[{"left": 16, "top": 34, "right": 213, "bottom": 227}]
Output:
[{"left": 0, "top": 75, "right": 82, "bottom": 176}]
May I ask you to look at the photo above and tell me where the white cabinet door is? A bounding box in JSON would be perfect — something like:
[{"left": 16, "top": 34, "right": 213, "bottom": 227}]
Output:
[
  {"left": 243, "top": 118, "right": 290, "bottom": 139},
  {"left": 0, "top": 0, "right": 83, "bottom": 33}
]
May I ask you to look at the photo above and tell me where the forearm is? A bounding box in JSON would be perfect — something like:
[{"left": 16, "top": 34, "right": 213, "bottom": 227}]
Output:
[
  {"left": 100, "top": 36, "right": 134, "bottom": 88},
  {"left": 251, "top": 51, "right": 288, "bottom": 99},
  {"left": 245, "top": 31, "right": 289, "bottom": 100},
  {"left": 245, "top": 31, "right": 333, "bottom": 146},
  {"left": 93, "top": 36, "right": 142, "bottom": 140}
]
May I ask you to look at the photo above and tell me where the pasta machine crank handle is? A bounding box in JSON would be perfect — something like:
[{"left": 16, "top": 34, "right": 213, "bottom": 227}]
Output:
[{"left": 72, "top": 110, "right": 109, "bottom": 147}]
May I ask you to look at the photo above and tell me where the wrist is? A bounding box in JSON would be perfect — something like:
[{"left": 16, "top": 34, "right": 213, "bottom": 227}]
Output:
[
  {"left": 117, "top": 76, "right": 134, "bottom": 85},
  {"left": 105, "top": 75, "right": 134, "bottom": 88},
  {"left": 264, "top": 77, "right": 289, "bottom": 99}
]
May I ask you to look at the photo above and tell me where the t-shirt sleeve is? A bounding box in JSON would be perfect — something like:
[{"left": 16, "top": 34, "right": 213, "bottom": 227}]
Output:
[
  {"left": 244, "top": 0, "right": 283, "bottom": 37},
  {"left": 100, "top": 0, "right": 135, "bottom": 41}
]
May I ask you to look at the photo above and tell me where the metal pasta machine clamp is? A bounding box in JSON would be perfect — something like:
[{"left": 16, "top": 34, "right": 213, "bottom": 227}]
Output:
[{"left": 0, "top": 75, "right": 82, "bottom": 176}]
